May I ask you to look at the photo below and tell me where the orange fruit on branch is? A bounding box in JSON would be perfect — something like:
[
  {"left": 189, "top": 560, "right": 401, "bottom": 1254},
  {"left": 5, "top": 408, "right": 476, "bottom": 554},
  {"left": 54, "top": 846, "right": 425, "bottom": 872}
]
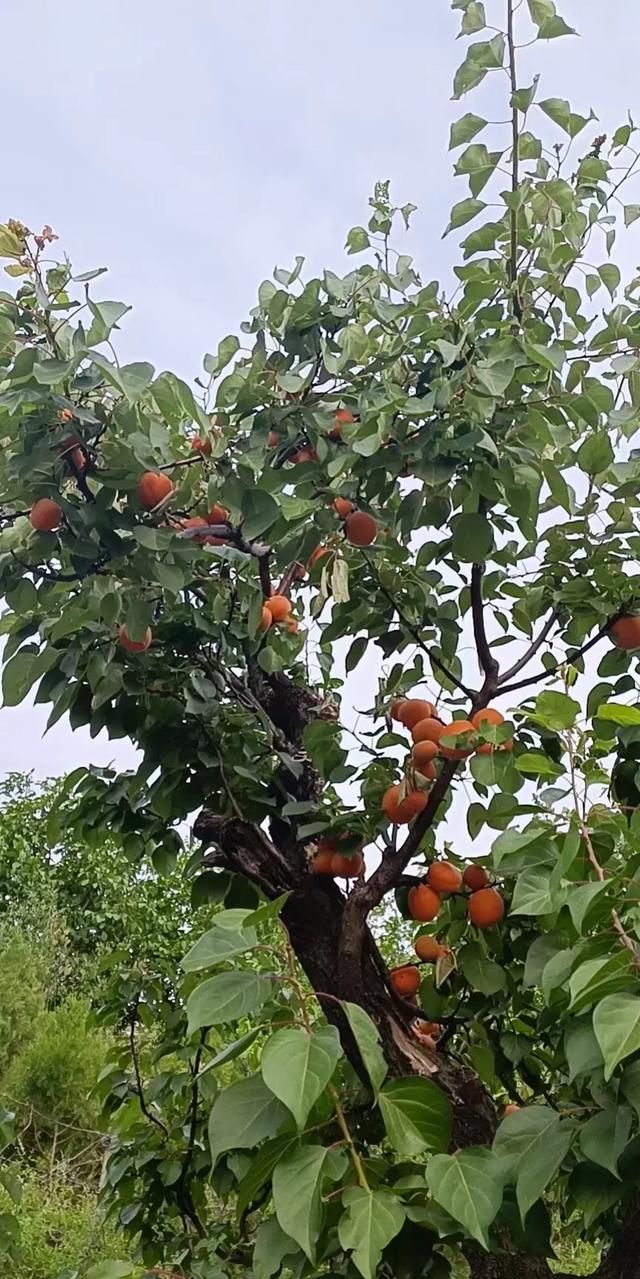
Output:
[
  {"left": 258, "top": 606, "right": 273, "bottom": 632},
  {"left": 408, "top": 884, "right": 441, "bottom": 922},
  {"left": 609, "top": 616, "right": 640, "bottom": 651},
  {"left": 266, "top": 594, "right": 292, "bottom": 622},
  {"left": 382, "top": 784, "right": 427, "bottom": 825},
  {"left": 206, "top": 504, "right": 230, "bottom": 526},
  {"left": 119, "top": 624, "right": 152, "bottom": 653},
  {"left": 312, "top": 851, "right": 335, "bottom": 875},
  {"left": 439, "top": 721, "right": 477, "bottom": 760},
  {"left": 333, "top": 496, "right": 356, "bottom": 519},
  {"left": 399, "top": 700, "right": 436, "bottom": 730},
  {"left": 427, "top": 861, "right": 462, "bottom": 894},
  {"left": 331, "top": 852, "right": 364, "bottom": 878},
  {"left": 390, "top": 965, "right": 421, "bottom": 998},
  {"left": 345, "top": 511, "right": 376, "bottom": 547},
  {"left": 412, "top": 740, "right": 438, "bottom": 767},
  {"left": 30, "top": 498, "right": 62, "bottom": 531},
  {"left": 414, "top": 935, "right": 447, "bottom": 963},
  {"left": 329, "top": 408, "right": 355, "bottom": 440},
  {"left": 411, "top": 717, "right": 445, "bottom": 745},
  {"left": 462, "top": 864, "right": 490, "bottom": 892},
  {"left": 390, "top": 699, "right": 408, "bottom": 722},
  {"left": 138, "top": 471, "right": 174, "bottom": 510},
  {"left": 190, "top": 436, "right": 212, "bottom": 455},
  {"left": 468, "top": 886, "right": 505, "bottom": 929},
  {"left": 471, "top": 707, "right": 504, "bottom": 729}
]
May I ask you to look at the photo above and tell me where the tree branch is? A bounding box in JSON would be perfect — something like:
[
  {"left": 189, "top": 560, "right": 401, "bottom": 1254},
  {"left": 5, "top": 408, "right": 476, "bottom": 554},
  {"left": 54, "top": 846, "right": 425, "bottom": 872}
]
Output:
[
  {"left": 128, "top": 999, "right": 168, "bottom": 1138},
  {"left": 367, "top": 557, "right": 475, "bottom": 698},
  {"left": 471, "top": 561, "right": 499, "bottom": 683},
  {"left": 498, "top": 609, "right": 558, "bottom": 685},
  {"left": 498, "top": 616, "right": 619, "bottom": 697}
]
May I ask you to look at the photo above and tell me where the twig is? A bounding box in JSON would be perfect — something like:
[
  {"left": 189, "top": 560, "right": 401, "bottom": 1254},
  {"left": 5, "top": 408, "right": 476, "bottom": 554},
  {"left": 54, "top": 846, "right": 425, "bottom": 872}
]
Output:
[
  {"left": 566, "top": 730, "right": 640, "bottom": 967},
  {"left": 498, "top": 616, "right": 620, "bottom": 696},
  {"left": 128, "top": 999, "right": 169, "bottom": 1137},
  {"left": 498, "top": 609, "right": 558, "bottom": 684},
  {"left": 175, "top": 1033, "right": 206, "bottom": 1239},
  {"left": 506, "top": 0, "right": 522, "bottom": 321},
  {"left": 366, "top": 557, "right": 474, "bottom": 698}
]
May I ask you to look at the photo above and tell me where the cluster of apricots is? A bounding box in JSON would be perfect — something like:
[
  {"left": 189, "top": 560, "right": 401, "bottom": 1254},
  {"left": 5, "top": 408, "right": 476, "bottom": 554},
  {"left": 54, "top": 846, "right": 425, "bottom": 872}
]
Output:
[
  {"left": 380, "top": 697, "right": 514, "bottom": 827},
  {"left": 406, "top": 860, "right": 504, "bottom": 930},
  {"left": 311, "top": 835, "right": 365, "bottom": 879},
  {"left": 259, "top": 593, "right": 300, "bottom": 635}
]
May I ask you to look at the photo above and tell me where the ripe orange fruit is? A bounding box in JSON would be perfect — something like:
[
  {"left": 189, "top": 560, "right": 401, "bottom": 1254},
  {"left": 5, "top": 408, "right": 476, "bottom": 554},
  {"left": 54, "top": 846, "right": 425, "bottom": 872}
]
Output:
[
  {"left": 476, "top": 738, "right": 513, "bottom": 756},
  {"left": 181, "top": 515, "right": 209, "bottom": 531},
  {"left": 345, "top": 511, "right": 376, "bottom": 547},
  {"left": 258, "top": 606, "right": 273, "bottom": 632},
  {"left": 331, "top": 852, "right": 364, "bottom": 878},
  {"left": 390, "top": 699, "right": 408, "bottom": 721},
  {"left": 30, "top": 498, "right": 62, "bottom": 532},
  {"left": 439, "top": 721, "right": 477, "bottom": 760},
  {"left": 206, "top": 504, "right": 230, "bottom": 526},
  {"left": 468, "top": 887, "right": 505, "bottom": 929},
  {"left": 427, "top": 861, "right": 462, "bottom": 894},
  {"left": 382, "top": 785, "right": 428, "bottom": 824},
  {"left": 138, "top": 471, "right": 174, "bottom": 510},
  {"left": 504, "top": 1104, "right": 520, "bottom": 1116},
  {"left": 329, "top": 408, "right": 355, "bottom": 440},
  {"left": 190, "top": 436, "right": 212, "bottom": 455},
  {"left": 412, "top": 740, "right": 438, "bottom": 769},
  {"left": 266, "top": 594, "right": 292, "bottom": 622},
  {"left": 408, "top": 885, "right": 441, "bottom": 923},
  {"left": 290, "top": 447, "right": 318, "bottom": 464},
  {"left": 399, "top": 700, "right": 436, "bottom": 730},
  {"left": 463, "top": 864, "right": 489, "bottom": 892},
  {"left": 308, "top": 546, "right": 328, "bottom": 568},
  {"left": 610, "top": 616, "right": 640, "bottom": 651},
  {"left": 412, "top": 717, "right": 446, "bottom": 746},
  {"left": 414, "top": 1020, "right": 442, "bottom": 1043},
  {"left": 333, "top": 497, "right": 356, "bottom": 519},
  {"left": 390, "top": 965, "right": 421, "bottom": 997},
  {"left": 471, "top": 707, "right": 504, "bottom": 729},
  {"left": 312, "top": 851, "right": 335, "bottom": 874},
  {"left": 57, "top": 408, "right": 74, "bottom": 423},
  {"left": 119, "top": 624, "right": 152, "bottom": 653},
  {"left": 414, "top": 935, "right": 446, "bottom": 963},
  {"left": 416, "top": 760, "right": 437, "bottom": 781}
]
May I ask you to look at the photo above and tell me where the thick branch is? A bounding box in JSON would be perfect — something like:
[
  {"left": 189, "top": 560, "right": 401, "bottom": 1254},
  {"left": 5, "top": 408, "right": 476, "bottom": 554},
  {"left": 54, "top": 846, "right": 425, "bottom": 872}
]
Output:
[
  {"left": 498, "top": 609, "right": 558, "bottom": 685},
  {"left": 471, "top": 562, "right": 499, "bottom": 683}
]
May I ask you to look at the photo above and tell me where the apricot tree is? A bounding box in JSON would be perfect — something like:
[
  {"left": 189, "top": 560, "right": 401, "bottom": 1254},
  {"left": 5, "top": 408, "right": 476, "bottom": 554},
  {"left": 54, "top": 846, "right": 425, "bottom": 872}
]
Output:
[{"left": 3, "top": 2, "right": 640, "bottom": 1276}]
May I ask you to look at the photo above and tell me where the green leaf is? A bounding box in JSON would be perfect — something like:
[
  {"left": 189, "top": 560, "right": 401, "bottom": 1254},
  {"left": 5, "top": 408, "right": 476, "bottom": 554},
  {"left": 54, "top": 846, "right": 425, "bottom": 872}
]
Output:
[
  {"left": 527, "top": 0, "right": 576, "bottom": 38},
  {"left": 532, "top": 690, "right": 580, "bottom": 731},
  {"left": 570, "top": 955, "right": 633, "bottom": 1015},
  {"left": 378, "top": 1077, "right": 452, "bottom": 1155},
  {"left": 580, "top": 1107, "right": 632, "bottom": 1178},
  {"left": 454, "top": 143, "right": 503, "bottom": 196},
  {"left": 181, "top": 911, "right": 257, "bottom": 971},
  {"left": 2, "top": 649, "right": 37, "bottom": 708},
  {"left": 90, "top": 351, "right": 154, "bottom": 403},
  {"left": 624, "top": 205, "right": 640, "bottom": 228},
  {"left": 539, "top": 98, "right": 593, "bottom": 137},
  {"left": 203, "top": 334, "right": 240, "bottom": 377},
  {"left": 568, "top": 881, "right": 610, "bottom": 934},
  {"left": 475, "top": 360, "right": 515, "bottom": 397},
  {"left": 343, "top": 1002, "right": 388, "bottom": 1095},
  {"left": 346, "top": 226, "right": 370, "bottom": 254},
  {"left": 459, "top": 942, "right": 506, "bottom": 994},
  {"left": 460, "top": 0, "right": 486, "bottom": 33},
  {"left": 236, "top": 1134, "right": 297, "bottom": 1219},
  {"left": 444, "top": 198, "right": 487, "bottom": 236},
  {"left": 241, "top": 489, "right": 280, "bottom": 539},
  {"left": 338, "top": 1188, "right": 405, "bottom": 1279},
  {"left": 272, "top": 1144, "right": 328, "bottom": 1261},
  {"left": 493, "top": 1106, "right": 574, "bottom": 1221},
  {"left": 510, "top": 868, "right": 557, "bottom": 916},
  {"left": 426, "top": 1149, "right": 504, "bottom": 1248},
  {"left": 492, "top": 826, "right": 549, "bottom": 868},
  {"left": 452, "top": 513, "right": 494, "bottom": 562},
  {"left": 261, "top": 1026, "right": 341, "bottom": 1129},
  {"left": 186, "top": 970, "right": 271, "bottom": 1034},
  {"left": 577, "top": 433, "right": 613, "bottom": 477},
  {"left": 564, "top": 1021, "right": 604, "bottom": 1082},
  {"left": 598, "top": 702, "right": 640, "bottom": 727},
  {"left": 449, "top": 113, "right": 488, "bottom": 149},
  {"left": 200, "top": 1027, "right": 262, "bottom": 1078},
  {"left": 208, "top": 1074, "right": 289, "bottom": 1165},
  {"left": 599, "top": 263, "right": 621, "bottom": 298},
  {"left": 621, "top": 1059, "right": 640, "bottom": 1118},
  {"left": 594, "top": 995, "right": 640, "bottom": 1081},
  {"left": 515, "top": 753, "right": 562, "bottom": 779},
  {"left": 86, "top": 298, "right": 131, "bottom": 344},
  {"left": 253, "top": 1216, "right": 301, "bottom": 1279},
  {"left": 452, "top": 36, "right": 505, "bottom": 100}
]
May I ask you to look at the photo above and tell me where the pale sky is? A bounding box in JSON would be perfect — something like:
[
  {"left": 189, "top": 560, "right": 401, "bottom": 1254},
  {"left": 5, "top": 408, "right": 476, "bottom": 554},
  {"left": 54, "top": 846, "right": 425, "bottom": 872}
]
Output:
[{"left": 1, "top": 0, "right": 638, "bottom": 786}]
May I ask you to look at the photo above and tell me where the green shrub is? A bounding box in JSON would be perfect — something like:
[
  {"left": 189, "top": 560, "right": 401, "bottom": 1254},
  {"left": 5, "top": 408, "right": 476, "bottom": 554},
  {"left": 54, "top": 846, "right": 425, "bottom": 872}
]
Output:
[
  {"left": 0, "top": 932, "right": 45, "bottom": 1075},
  {"left": 0, "top": 1161, "right": 134, "bottom": 1279},
  {"left": 3, "top": 997, "right": 107, "bottom": 1148}
]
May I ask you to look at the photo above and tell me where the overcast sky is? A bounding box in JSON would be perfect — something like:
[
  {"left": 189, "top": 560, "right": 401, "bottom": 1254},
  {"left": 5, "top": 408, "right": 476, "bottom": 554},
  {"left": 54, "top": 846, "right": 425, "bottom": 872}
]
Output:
[{"left": 1, "top": 0, "right": 638, "bottom": 788}]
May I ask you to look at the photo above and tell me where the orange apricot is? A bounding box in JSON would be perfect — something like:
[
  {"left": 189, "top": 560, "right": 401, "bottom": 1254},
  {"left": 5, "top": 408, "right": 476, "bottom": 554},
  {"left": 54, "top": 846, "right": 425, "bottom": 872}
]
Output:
[
  {"left": 345, "top": 511, "right": 376, "bottom": 547},
  {"left": 266, "top": 595, "right": 292, "bottom": 622},
  {"left": 390, "top": 965, "right": 421, "bottom": 997},
  {"left": 382, "top": 785, "right": 428, "bottom": 825},
  {"left": 399, "top": 700, "right": 436, "bottom": 730},
  {"left": 414, "top": 935, "right": 447, "bottom": 963},
  {"left": 462, "top": 864, "right": 490, "bottom": 892},
  {"left": 427, "top": 861, "right": 462, "bottom": 894},
  {"left": 412, "top": 717, "right": 446, "bottom": 746},
  {"left": 138, "top": 471, "right": 174, "bottom": 510},
  {"left": 30, "top": 498, "right": 62, "bottom": 532},
  {"left": 408, "top": 885, "right": 442, "bottom": 923},
  {"left": 439, "top": 721, "right": 477, "bottom": 760},
  {"left": 468, "top": 887, "right": 505, "bottom": 929},
  {"left": 119, "top": 624, "right": 152, "bottom": 653}
]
